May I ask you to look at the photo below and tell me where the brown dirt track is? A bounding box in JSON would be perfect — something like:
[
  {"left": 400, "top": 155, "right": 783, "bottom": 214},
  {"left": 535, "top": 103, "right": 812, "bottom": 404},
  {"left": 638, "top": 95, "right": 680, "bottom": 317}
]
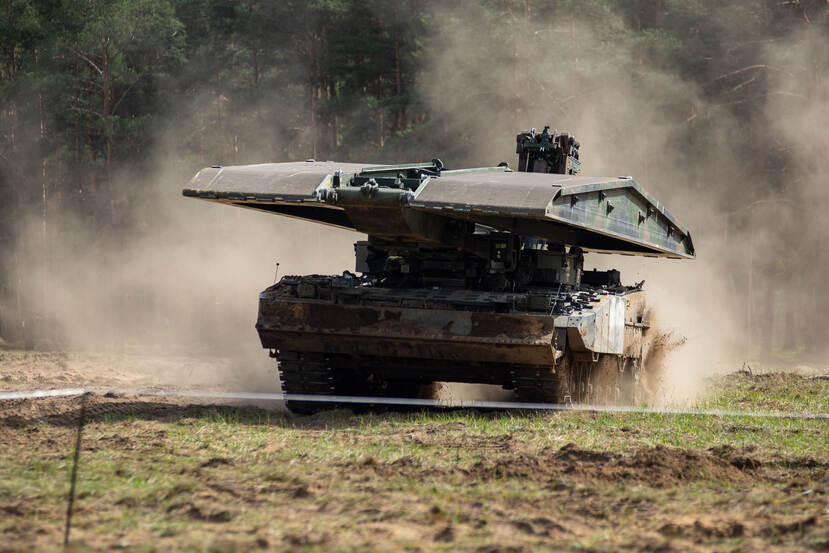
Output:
[{"left": 0, "top": 352, "right": 827, "bottom": 552}]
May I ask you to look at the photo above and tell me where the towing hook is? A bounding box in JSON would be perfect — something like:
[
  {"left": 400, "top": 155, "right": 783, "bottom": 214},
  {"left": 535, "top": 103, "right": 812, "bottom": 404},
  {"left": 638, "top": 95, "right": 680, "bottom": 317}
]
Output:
[
  {"left": 320, "top": 188, "right": 338, "bottom": 203},
  {"left": 360, "top": 180, "right": 380, "bottom": 197}
]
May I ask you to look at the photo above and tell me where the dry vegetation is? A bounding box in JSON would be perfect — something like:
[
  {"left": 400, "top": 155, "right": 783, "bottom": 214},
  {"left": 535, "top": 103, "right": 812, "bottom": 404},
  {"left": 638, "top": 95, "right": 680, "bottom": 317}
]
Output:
[{"left": 0, "top": 354, "right": 826, "bottom": 553}]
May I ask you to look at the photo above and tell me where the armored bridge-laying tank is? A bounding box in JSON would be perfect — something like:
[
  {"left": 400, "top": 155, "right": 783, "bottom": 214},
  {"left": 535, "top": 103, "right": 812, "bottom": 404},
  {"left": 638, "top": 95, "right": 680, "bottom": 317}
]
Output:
[{"left": 184, "top": 126, "right": 694, "bottom": 413}]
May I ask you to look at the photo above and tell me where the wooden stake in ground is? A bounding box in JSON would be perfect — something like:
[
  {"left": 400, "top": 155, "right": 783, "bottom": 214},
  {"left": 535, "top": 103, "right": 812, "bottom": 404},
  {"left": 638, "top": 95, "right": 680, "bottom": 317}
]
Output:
[{"left": 64, "top": 392, "right": 89, "bottom": 546}]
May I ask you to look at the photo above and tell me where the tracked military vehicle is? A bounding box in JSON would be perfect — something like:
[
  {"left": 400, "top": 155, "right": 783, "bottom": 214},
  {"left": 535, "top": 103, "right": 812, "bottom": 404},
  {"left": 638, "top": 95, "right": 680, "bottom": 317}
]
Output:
[{"left": 184, "top": 126, "right": 694, "bottom": 413}]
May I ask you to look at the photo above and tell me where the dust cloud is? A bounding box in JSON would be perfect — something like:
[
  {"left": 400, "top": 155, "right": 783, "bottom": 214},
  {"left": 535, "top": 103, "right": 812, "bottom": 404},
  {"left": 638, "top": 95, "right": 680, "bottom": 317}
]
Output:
[
  {"left": 4, "top": 6, "right": 826, "bottom": 404},
  {"left": 412, "top": 5, "right": 828, "bottom": 403},
  {"left": 6, "top": 125, "right": 358, "bottom": 392}
]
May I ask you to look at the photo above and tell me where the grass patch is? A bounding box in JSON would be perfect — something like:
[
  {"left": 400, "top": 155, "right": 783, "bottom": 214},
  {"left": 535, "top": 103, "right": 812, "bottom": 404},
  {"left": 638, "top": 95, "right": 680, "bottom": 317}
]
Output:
[{"left": 0, "top": 371, "right": 825, "bottom": 552}]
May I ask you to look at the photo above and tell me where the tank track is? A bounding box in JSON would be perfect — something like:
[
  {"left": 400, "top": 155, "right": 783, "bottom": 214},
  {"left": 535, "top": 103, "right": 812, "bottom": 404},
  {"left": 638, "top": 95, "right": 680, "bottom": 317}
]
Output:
[
  {"left": 277, "top": 351, "right": 337, "bottom": 415},
  {"left": 279, "top": 350, "right": 640, "bottom": 412},
  {"left": 512, "top": 354, "right": 640, "bottom": 405},
  {"left": 510, "top": 366, "right": 564, "bottom": 404},
  {"left": 277, "top": 351, "right": 426, "bottom": 414},
  {"left": 566, "top": 355, "right": 639, "bottom": 405}
]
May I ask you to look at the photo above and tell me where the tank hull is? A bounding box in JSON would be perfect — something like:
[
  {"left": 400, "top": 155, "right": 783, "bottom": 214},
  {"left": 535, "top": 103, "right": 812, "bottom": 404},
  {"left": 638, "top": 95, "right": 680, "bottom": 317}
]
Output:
[
  {"left": 257, "top": 299, "right": 557, "bottom": 367},
  {"left": 257, "top": 277, "right": 647, "bottom": 410}
]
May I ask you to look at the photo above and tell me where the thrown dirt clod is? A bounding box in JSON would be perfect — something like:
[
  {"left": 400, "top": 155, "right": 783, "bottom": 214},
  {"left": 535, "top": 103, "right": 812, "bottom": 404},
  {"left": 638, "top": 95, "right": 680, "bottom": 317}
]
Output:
[
  {"left": 434, "top": 525, "right": 455, "bottom": 542},
  {"left": 658, "top": 518, "right": 744, "bottom": 540},
  {"left": 290, "top": 484, "right": 312, "bottom": 498},
  {"left": 761, "top": 515, "right": 818, "bottom": 536},
  {"left": 184, "top": 503, "right": 233, "bottom": 523},
  {"left": 0, "top": 503, "right": 25, "bottom": 517},
  {"left": 200, "top": 457, "right": 232, "bottom": 468}
]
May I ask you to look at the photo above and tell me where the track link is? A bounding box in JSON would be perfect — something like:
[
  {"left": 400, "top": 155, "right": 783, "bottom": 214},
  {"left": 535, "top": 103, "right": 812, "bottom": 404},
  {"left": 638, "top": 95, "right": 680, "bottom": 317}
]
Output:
[
  {"left": 277, "top": 352, "right": 427, "bottom": 414},
  {"left": 512, "top": 354, "right": 641, "bottom": 405},
  {"left": 279, "top": 350, "right": 641, "bottom": 412},
  {"left": 277, "top": 351, "right": 336, "bottom": 414},
  {"left": 566, "top": 355, "right": 639, "bottom": 405},
  {"left": 511, "top": 366, "right": 564, "bottom": 404}
]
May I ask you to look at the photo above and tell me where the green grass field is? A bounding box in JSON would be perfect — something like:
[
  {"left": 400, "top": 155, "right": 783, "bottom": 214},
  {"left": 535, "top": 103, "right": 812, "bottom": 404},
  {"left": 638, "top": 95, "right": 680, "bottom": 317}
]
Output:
[{"left": 0, "top": 370, "right": 826, "bottom": 552}]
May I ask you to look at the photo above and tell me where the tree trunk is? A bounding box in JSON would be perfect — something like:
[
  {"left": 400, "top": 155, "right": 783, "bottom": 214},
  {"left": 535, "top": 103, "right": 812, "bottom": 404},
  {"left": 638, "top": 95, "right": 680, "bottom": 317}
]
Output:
[
  {"left": 252, "top": 45, "right": 260, "bottom": 88},
  {"left": 39, "top": 82, "right": 48, "bottom": 330},
  {"left": 329, "top": 81, "right": 337, "bottom": 150},
  {"left": 306, "top": 31, "right": 317, "bottom": 159},
  {"left": 216, "top": 71, "right": 224, "bottom": 162},
  {"left": 393, "top": 6, "right": 404, "bottom": 132},
  {"left": 100, "top": 37, "right": 117, "bottom": 226}
]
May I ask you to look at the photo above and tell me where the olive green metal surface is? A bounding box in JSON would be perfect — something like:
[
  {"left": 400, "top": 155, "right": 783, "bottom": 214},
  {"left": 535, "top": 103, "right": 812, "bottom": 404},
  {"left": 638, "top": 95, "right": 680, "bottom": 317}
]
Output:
[{"left": 184, "top": 161, "right": 694, "bottom": 258}]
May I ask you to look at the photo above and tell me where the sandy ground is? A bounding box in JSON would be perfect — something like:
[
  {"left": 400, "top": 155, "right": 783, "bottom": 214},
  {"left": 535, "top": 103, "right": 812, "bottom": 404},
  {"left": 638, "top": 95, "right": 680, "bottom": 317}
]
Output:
[
  {"left": 0, "top": 349, "right": 521, "bottom": 406},
  {"left": 0, "top": 349, "right": 280, "bottom": 394}
]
